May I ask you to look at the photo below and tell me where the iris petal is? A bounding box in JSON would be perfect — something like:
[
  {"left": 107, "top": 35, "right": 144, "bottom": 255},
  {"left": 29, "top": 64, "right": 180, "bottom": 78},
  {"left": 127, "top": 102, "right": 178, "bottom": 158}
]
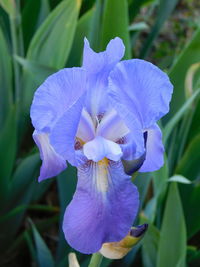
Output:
[
  {"left": 33, "top": 131, "right": 67, "bottom": 182},
  {"left": 109, "top": 59, "right": 173, "bottom": 129},
  {"left": 96, "top": 109, "right": 129, "bottom": 142},
  {"left": 83, "top": 37, "right": 125, "bottom": 74},
  {"left": 50, "top": 94, "right": 86, "bottom": 167},
  {"left": 83, "top": 38, "right": 125, "bottom": 118},
  {"left": 139, "top": 124, "right": 164, "bottom": 172},
  {"left": 83, "top": 136, "right": 122, "bottom": 162},
  {"left": 31, "top": 67, "right": 87, "bottom": 131},
  {"left": 63, "top": 160, "right": 139, "bottom": 254},
  {"left": 105, "top": 95, "right": 144, "bottom": 159},
  {"left": 76, "top": 108, "right": 95, "bottom": 142}
]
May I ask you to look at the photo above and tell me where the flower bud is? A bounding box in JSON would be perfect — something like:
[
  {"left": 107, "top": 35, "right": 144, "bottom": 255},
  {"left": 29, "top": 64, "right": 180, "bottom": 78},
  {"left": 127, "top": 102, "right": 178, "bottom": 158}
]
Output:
[{"left": 100, "top": 224, "right": 148, "bottom": 259}]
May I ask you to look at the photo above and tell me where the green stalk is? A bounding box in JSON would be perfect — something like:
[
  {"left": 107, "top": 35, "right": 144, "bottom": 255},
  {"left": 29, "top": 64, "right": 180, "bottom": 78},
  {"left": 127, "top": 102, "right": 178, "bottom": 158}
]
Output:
[{"left": 88, "top": 253, "right": 103, "bottom": 267}]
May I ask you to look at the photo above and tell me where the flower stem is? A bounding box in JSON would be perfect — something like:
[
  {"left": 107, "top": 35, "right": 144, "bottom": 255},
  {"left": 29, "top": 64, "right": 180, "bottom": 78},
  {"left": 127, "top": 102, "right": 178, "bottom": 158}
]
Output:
[{"left": 88, "top": 253, "right": 103, "bottom": 267}]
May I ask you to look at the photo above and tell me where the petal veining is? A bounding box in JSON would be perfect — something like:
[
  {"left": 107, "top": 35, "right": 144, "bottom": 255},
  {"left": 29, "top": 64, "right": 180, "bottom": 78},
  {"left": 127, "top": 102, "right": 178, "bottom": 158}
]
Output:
[
  {"left": 96, "top": 109, "right": 130, "bottom": 142},
  {"left": 31, "top": 67, "right": 87, "bottom": 131},
  {"left": 76, "top": 108, "right": 95, "bottom": 142},
  {"left": 109, "top": 59, "right": 173, "bottom": 129},
  {"left": 82, "top": 38, "right": 125, "bottom": 118},
  {"left": 63, "top": 160, "right": 139, "bottom": 254}
]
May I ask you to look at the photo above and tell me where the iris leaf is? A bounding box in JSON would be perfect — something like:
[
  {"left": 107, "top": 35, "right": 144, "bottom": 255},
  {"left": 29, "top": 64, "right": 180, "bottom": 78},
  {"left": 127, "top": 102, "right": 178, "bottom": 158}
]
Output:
[
  {"left": 163, "top": 88, "right": 200, "bottom": 144},
  {"left": 166, "top": 26, "right": 200, "bottom": 122},
  {"left": 153, "top": 154, "right": 169, "bottom": 202},
  {"left": 128, "top": 0, "right": 154, "bottom": 21},
  {"left": 168, "top": 175, "right": 192, "bottom": 184},
  {"left": 0, "top": 107, "right": 17, "bottom": 207},
  {"left": 0, "top": 25, "right": 12, "bottom": 128},
  {"left": 22, "top": 0, "right": 50, "bottom": 51},
  {"left": 23, "top": 0, "right": 82, "bottom": 114},
  {"left": 157, "top": 183, "right": 187, "bottom": 267},
  {"left": 141, "top": 221, "right": 160, "bottom": 267},
  {"left": 31, "top": 221, "right": 55, "bottom": 267},
  {"left": 101, "top": 0, "right": 131, "bottom": 59},
  {"left": 56, "top": 166, "right": 77, "bottom": 262},
  {"left": 176, "top": 134, "right": 200, "bottom": 238},
  {"left": 27, "top": 0, "right": 81, "bottom": 68},
  {"left": 0, "top": 0, "right": 15, "bottom": 16},
  {"left": 139, "top": 0, "right": 179, "bottom": 58},
  {"left": 67, "top": 8, "right": 93, "bottom": 67},
  {"left": 15, "top": 55, "right": 57, "bottom": 84},
  {"left": 88, "top": 0, "right": 104, "bottom": 51},
  {"left": 134, "top": 172, "right": 152, "bottom": 208},
  {"left": 0, "top": 153, "right": 41, "bottom": 252}
]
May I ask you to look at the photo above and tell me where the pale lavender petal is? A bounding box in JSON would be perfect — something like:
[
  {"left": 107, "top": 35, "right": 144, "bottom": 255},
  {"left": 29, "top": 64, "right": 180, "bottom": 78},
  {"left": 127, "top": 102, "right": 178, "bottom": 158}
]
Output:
[
  {"left": 33, "top": 131, "right": 67, "bottom": 182},
  {"left": 50, "top": 94, "right": 85, "bottom": 167},
  {"left": 30, "top": 67, "right": 87, "bottom": 131},
  {"left": 76, "top": 108, "right": 95, "bottom": 142},
  {"left": 109, "top": 59, "right": 173, "bottom": 129},
  {"left": 83, "top": 136, "right": 122, "bottom": 162},
  {"left": 82, "top": 38, "right": 125, "bottom": 117},
  {"left": 105, "top": 94, "right": 145, "bottom": 159},
  {"left": 83, "top": 37, "right": 125, "bottom": 74},
  {"left": 63, "top": 160, "right": 139, "bottom": 254},
  {"left": 139, "top": 124, "right": 164, "bottom": 172},
  {"left": 96, "top": 109, "right": 129, "bottom": 142}
]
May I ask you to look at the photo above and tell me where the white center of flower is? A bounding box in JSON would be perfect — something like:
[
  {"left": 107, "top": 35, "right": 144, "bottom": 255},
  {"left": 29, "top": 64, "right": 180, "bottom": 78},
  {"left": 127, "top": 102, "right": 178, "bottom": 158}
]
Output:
[
  {"left": 83, "top": 136, "right": 122, "bottom": 162},
  {"left": 76, "top": 108, "right": 129, "bottom": 162}
]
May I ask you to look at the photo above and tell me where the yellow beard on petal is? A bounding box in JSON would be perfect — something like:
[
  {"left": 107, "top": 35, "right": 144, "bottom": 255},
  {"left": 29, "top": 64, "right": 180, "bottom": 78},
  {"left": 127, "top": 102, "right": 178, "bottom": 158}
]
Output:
[{"left": 94, "top": 158, "right": 109, "bottom": 194}]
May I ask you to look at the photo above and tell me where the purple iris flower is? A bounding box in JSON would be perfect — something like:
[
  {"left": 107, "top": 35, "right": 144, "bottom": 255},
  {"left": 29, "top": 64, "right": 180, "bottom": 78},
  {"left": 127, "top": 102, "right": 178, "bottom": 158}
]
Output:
[{"left": 30, "top": 37, "right": 173, "bottom": 254}]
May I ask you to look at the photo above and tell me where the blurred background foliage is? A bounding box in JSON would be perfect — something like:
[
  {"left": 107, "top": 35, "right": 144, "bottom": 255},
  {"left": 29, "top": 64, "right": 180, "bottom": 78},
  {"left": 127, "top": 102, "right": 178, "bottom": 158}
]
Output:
[{"left": 0, "top": 0, "right": 200, "bottom": 266}]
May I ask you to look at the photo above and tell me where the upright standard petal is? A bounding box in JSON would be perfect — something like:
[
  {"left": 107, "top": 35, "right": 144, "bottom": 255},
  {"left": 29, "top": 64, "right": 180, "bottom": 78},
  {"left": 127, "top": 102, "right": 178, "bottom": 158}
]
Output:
[
  {"left": 96, "top": 109, "right": 130, "bottom": 142},
  {"left": 33, "top": 131, "right": 67, "bottom": 182},
  {"left": 105, "top": 94, "right": 145, "bottom": 160},
  {"left": 83, "top": 37, "right": 125, "bottom": 74},
  {"left": 139, "top": 124, "right": 164, "bottom": 172},
  {"left": 63, "top": 160, "right": 139, "bottom": 254},
  {"left": 82, "top": 38, "right": 125, "bottom": 117},
  {"left": 108, "top": 59, "right": 173, "bottom": 129}
]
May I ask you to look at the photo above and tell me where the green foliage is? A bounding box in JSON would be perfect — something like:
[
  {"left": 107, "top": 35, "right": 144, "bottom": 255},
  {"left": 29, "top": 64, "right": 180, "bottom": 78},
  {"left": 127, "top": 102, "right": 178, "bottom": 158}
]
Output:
[
  {"left": 0, "top": 108, "right": 17, "bottom": 206},
  {"left": 23, "top": 0, "right": 82, "bottom": 116},
  {"left": 139, "top": 0, "right": 179, "bottom": 58},
  {"left": 167, "top": 26, "right": 200, "bottom": 121},
  {"left": 101, "top": 0, "right": 131, "bottom": 58},
  {"left": 0, "top": 26, "right": 12, "bottom": 128},
  {"left": 0, "top": 0, "right": 200, "bottom": 266},
  {"left": 31, "top": 221, "right": 55, "bottom": 267},
  {"left": 157, "top": 183, "right": 187, "bottom": 267}
]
